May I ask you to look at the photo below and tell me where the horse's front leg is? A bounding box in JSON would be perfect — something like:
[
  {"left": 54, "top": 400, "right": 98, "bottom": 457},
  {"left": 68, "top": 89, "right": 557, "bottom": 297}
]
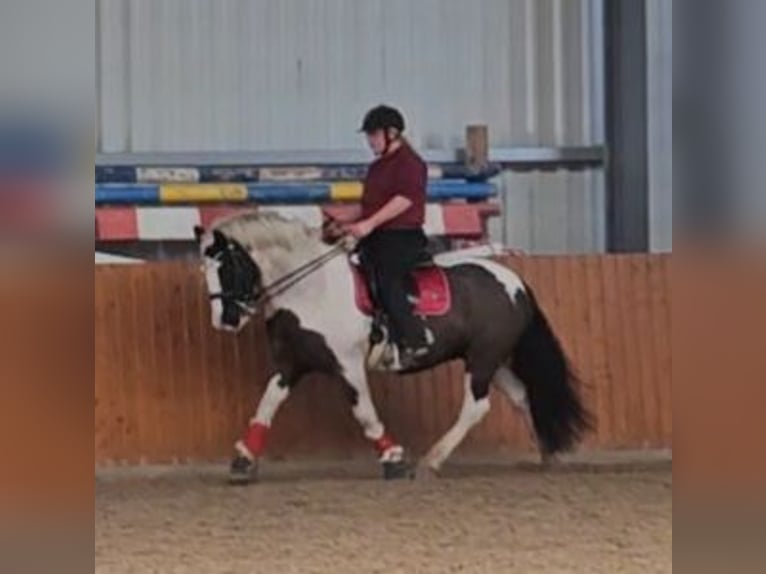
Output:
[
  {"left": 342, "top": 361, "right": 411, "bottom": 480},
  {"left": 230, "top": 371, "right": 293, "bottom": 484}
]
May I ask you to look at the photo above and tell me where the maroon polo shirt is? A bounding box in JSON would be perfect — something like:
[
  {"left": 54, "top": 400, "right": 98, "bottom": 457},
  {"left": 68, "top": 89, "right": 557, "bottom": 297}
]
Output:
[{"left": 361, "top": 143, "right": 427, "bottom": 230}]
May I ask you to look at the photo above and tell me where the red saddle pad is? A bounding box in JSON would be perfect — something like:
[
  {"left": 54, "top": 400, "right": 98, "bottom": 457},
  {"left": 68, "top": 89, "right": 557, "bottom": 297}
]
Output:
[{"left": 352, "top": 264, "right": 451, "bottom": 317}]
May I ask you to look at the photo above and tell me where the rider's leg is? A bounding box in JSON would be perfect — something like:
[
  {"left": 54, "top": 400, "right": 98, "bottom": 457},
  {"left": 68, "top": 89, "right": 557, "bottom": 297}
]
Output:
[
  {"left": 377, "top": 265, "right": 423, "bottom": 347},
  {"left": 371, "top": 231, "right": 427, "bottom": 351}
]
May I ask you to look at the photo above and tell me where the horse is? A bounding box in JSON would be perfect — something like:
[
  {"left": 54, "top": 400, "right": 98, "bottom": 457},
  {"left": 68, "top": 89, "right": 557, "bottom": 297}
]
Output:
[{"left": 194, "top": 211, "right": 592, "bottom": 482}]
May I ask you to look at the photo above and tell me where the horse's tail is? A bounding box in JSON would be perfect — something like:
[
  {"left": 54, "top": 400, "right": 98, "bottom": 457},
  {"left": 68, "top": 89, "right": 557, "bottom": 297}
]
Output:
[{"left": 510, "top": 287, "right": 594, "bottom": 455}]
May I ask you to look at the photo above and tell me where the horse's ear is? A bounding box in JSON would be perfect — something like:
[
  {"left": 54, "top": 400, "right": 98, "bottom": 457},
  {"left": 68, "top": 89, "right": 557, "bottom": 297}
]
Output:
[{"left": 193, "top": 225, "right": 205, "bottom": 243}]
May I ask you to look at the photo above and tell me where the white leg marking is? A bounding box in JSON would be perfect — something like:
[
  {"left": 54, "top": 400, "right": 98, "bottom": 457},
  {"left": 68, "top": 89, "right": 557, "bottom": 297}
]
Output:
[
  {"left": 493, "top": 366, "right": 529, "bottom": 412},
  {"left": 234, "top": 373, "right": 289, "bottom": 460},
  {"left": 344, "top": 363, "right": 384, "bottom": 441},
  {"left": 423, "top": 375, "right": 490, "bottom": 471},
  {"left": 344, "top": 360, "right": 404, "bottom": 462},
  {"left": 353, "top": 388, "right": 385, "bottom": 442},
  {"left": 251, "top": 373, "right": 290, "bottom": 426},
  {"left": 493, "top": 366, "right": 538, "bottom": 446}
]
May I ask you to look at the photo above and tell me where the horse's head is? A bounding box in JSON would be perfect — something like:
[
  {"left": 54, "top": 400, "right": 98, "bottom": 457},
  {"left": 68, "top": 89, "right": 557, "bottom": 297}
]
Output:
[{"left": 195, "top": 226, "right": 263, "bottom": 332}]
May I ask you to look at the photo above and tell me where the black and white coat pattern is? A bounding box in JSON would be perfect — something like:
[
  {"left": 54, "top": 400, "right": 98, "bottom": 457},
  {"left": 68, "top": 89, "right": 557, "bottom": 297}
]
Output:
[{"left": 196, "top": 212, "right": 592, "bottom": 482}]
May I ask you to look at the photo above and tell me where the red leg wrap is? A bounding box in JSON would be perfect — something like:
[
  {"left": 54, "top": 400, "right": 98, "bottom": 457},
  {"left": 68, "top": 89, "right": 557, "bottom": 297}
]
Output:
[
  {"left": 373, "top": 434, "right": 396, "bottom": 456},
  {"left": 243, "top": 422, "right": 269, "bottom": 457}
]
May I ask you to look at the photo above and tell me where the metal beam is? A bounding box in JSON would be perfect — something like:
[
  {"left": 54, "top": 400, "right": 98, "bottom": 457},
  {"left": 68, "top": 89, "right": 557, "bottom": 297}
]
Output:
[
  {"left": 95, "top": 146, "right": 606, "bottom": 171},
  {"left": 605, "top": 0, "right": 649, "bottom": 252}
]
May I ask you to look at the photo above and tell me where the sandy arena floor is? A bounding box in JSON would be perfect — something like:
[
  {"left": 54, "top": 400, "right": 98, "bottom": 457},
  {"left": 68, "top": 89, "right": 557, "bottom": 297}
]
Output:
[{"left": 96, "top": 452, "right": 672, "bottom": 574}]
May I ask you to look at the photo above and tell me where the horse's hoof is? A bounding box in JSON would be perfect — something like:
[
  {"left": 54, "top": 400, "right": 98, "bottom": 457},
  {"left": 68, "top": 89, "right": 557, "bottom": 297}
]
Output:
[
  {"left": 229, "top": 455, "right": 258, "bottom": 485},
  {"left": 415, "top": 462, "right": 441, "bottom": 482},
  {"left": 382, "top": 459, "right": 412, "bottom": 480},
  {"left": 540, "top": 452, "right": 561, "bottom": 469}
]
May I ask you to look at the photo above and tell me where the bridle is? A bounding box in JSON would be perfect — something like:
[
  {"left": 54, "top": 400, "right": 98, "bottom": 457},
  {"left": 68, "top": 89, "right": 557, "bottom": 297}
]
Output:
[
  {"left": 207, "top": 229, "right": 351, "bottom": 316},
  {"left": 205, "top": 240, "right": 257, "bottom": 313}
]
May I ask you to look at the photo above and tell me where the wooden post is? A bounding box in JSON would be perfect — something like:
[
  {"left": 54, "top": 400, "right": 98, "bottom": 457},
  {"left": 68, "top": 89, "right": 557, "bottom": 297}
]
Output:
[{"left": 465, "top": 125, "right": 489, "bottom": 174}]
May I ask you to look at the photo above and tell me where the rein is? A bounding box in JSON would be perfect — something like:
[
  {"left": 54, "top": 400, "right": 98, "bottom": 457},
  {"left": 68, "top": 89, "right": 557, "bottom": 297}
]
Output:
[
  {"left": 258, "top": 242, "right": 347, "bottom": 302},
  {"left": 210, "top": 227, "right": 353, "bottom": 315}
]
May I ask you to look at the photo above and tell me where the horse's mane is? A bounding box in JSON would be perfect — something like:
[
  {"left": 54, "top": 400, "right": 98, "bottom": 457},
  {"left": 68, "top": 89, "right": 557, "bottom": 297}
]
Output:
[{"left": 211, "top": 210, "right": 321, "bottom": 256}]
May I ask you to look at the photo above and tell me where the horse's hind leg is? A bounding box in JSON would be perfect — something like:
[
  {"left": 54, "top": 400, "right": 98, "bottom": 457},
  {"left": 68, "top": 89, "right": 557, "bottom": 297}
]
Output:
[
  {"left": 493, "top": 366, "right": 556, "bottom": 466},
  {"left": 418, "top": 369, "right": 492, "bottom": 477},
  {"left": 493, "top": 366, "right": 535, "bottom": 442}
]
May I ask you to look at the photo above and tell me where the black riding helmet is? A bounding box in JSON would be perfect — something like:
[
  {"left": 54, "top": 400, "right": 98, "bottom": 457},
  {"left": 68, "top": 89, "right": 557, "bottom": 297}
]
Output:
[{"left": 359, "top": 105, "right": 405, "bottom": 134}]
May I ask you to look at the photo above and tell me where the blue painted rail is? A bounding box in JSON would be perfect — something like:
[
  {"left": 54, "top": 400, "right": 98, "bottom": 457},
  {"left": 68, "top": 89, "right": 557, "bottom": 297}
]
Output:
[{"left": 95, "top": 181, "right": 496, "bottom": 205}]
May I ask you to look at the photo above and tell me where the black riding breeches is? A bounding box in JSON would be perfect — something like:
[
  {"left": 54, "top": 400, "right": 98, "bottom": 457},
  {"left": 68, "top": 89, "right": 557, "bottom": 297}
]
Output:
[{"left": 360, "top": 228, "right": 429, "bottom": 348}]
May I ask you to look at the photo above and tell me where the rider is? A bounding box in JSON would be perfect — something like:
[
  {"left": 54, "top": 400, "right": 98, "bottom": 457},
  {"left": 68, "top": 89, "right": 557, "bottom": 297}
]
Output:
[{"left": 344, "top": 105, "right": 430, "bottom": 367}]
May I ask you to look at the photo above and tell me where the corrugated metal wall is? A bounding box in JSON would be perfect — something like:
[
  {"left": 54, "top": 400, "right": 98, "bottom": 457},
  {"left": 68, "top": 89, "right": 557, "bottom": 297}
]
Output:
[
  {"left": 646, "top": 0, "right": 672, "bottom": 252},
  {"left": 97, "top": 0, "right": 606, "bottom": 253},
  {"left": 1, "top": 0, "right": 92, "bottom": 113}
]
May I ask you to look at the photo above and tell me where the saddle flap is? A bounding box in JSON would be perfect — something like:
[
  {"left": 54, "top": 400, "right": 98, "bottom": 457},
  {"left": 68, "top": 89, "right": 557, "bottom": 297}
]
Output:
[{"left": 351, "top": 261, "right": 451, "bottom": 317}]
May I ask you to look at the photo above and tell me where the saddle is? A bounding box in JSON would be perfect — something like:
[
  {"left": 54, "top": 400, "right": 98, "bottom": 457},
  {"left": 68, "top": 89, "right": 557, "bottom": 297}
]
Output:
[{"left": 349, "top": 252, "right": 452, "bottom": 317}]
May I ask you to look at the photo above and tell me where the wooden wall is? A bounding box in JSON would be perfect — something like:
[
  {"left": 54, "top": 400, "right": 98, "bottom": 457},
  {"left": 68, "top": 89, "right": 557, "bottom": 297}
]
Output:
[{"left": 95, "top": 255, "right": 671, "bottom": 464}]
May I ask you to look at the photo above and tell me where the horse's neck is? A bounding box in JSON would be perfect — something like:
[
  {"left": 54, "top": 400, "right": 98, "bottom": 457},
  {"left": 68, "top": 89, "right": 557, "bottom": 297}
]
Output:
[
  {"left": 262, "top": 252, "right": 354, "bottom": 322},
  {"left": 257, "top": 248, "right": 366, "bottom": 354},
  {"left": 249, "top": 242, "right": 323, "bottom": 287}
]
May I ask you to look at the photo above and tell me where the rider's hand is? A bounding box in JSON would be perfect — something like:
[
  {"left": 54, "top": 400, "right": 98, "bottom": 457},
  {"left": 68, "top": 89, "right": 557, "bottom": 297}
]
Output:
[
  {"left": 345, "top": 219, "right": 375, "bottom": 239},
  {"left": 322, "top": 219, "right": 345, "bottom": 242}
]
